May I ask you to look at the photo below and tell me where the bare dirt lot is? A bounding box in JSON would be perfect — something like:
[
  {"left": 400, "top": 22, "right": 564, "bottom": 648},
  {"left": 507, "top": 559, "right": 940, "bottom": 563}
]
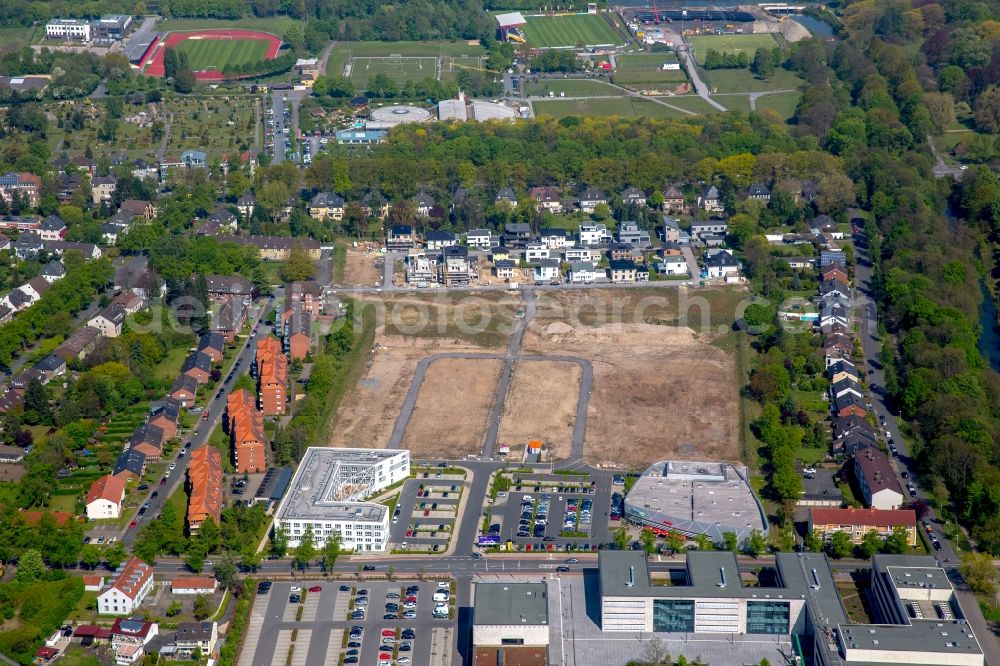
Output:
[
  {"left": 523, "top": 289, "right": 742, "bottom": 469},
  {"left": 341, "top": 248, "right": 382, "bottom": 287},
  {"left": 328, "top": 294, "right": 516, "bottom": 451},
  {"left": 402, "top": 358, "right": 503, "bottom": 458},
  {"left": 498, "top": 360, "right": 582, "bottom": 460}
]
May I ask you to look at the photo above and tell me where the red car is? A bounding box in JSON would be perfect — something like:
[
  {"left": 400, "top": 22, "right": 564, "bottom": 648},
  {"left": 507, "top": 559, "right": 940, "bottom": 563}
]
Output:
[
  {"left": 381, "top": 629, "right": 395, "bottom": 637},
  {"left": 309, "top": 586, "right": 322, "bottom": 593},
  {"left": 405, "top": 530, "right": 414, "bottom": 537},
  {"left": 160, "top": 477, "right": 167, "bottom": 485},
  {"left": 129, "top": 520, "right": 137, "bottom": 528},
  {"left": 423, "top": 510, "right": 430, "bottom": 517}
]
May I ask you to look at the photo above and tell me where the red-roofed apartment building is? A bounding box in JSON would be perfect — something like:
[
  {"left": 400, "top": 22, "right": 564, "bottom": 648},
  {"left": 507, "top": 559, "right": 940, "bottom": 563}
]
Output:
[
  {"left": 110, "top": 617, "right": 159, "bottom": 665},
  {"left": 85, "top": 473, "right": 127, "bottom": 520},
  {"left": 226, "top": 388, "right": 267, "bottom": 473},
  {"left": 809, "top": 507, "right": 917, "bottom": 546},
  {"left": 187, "top": 446, "right": 222, "bottom": 532},
  {"left": 256, "top": 336, "right": 287, "bottom": 416},
  {"left": 852, "top": 448, "right": 904, "bottom": 510},
  {"left": 98, "top": 557, "right": 154, "bottom": 616}
]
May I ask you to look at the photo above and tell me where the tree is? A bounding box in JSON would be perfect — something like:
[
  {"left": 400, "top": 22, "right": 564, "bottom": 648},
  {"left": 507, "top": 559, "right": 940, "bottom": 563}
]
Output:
[
  {"left": 884, "top": 526, "right": 910, "bottom": 554},
  {"left": 279, "top": 246, "right": 316, "bottom": 282},
  {"left": 695, "top": 533, "right": 712, "bottom": 551},
  {"left": 665, "top": 532, "right": 686, "bottom": 555},
  {"left": 746, "top": 530, "right": 768, "bottom": 558},
  {"left": 722, "top": 531, "right": 739, "bottom": 552},
  {"left": 959, "top": 552, "right": 999, "bottom": 595},
  {"left": 752, "top": 48, "right": 774, "bottom": 79},
  {"left": 80, "top": 544, "right": 101, "bottom": 570},
  {"left": 193, "top": 593, "right": 213, "bottom": 621},
  {"left": 24, "top": 377, "right": 50, "bottom": 425},
  {"left": 828, "top": 531, "right": 854, "bottom": 559},
  {"left": 270, "top": 523, "right": 289, "bottom": 558},
  {"left": 293, "top": 524, "right": 315, "bottom": 570},
  {"left": 640, "top": 529, "right": 657, "bottom": 555},
  {"left": 185, "top": 549, "right": 206, "bottom": 574},
  {"left": 612, "top": 525, "right": 630, "bottom": 550},
  {"left": 858, "top": 529, "right": 883, "bottom": 559},
  {"left": 15, "top": 548, "right": 44, "bottom": 581},
  {"left": 214, "top": 552, "right": 238, "bottom": 591},
  {"left": 805, "top": 532, "right": 823, "bottom": 553},
  {"left": 105, "top": 542, "right": 127, "bottom": 569},
  {"left": 974, "top": 86, "right": 1000, "bottom": 133},
  {"left": 322, "top": 531, "right": 342, "bottom": 572}
]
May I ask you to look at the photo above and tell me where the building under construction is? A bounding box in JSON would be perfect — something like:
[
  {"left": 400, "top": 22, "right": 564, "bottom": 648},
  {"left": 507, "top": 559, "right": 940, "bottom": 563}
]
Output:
[{"left": 273, "top": 447, "right": 410, "bottom": 551}]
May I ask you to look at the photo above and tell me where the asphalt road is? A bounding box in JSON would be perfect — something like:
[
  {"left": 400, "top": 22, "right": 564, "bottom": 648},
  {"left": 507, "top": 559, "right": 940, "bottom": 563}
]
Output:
[
  {"left": 119, "top": 295, "right": 277, "bottom": 547},
  {"left": 676, "top": 44, "right": 727, "bottom": 112}
]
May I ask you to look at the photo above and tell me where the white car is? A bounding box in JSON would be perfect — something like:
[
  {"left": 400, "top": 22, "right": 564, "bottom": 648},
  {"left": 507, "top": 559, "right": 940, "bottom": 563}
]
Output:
[
  {"left": 169, "top": 462, "right": 177, "bottom": 471},
  {"left": 290, "top": 586, "right": 301, "bottom": 593},
  {"left": 802, "top": 467, "right": 816, "bottom": 475},
  {"left": 885, "top": 431, "right": 892, "bottom": 439}
]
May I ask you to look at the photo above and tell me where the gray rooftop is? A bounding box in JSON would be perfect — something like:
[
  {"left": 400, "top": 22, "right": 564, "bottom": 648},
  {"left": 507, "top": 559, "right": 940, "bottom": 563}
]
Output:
[
  {"left": 474, "top": 583, "right": 548, "bottom": 626},
  {"left": 275, "top": 447, "right": 408, "bottom": 524}
]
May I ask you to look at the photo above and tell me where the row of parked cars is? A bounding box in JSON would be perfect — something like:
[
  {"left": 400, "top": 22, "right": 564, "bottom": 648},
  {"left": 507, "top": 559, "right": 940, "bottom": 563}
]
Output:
[
  {"left": 610, "top": 492, "right": 625, "bottom": 521},
  {"left": 347, "top": 625, "right": 419, "bottom": 665}
]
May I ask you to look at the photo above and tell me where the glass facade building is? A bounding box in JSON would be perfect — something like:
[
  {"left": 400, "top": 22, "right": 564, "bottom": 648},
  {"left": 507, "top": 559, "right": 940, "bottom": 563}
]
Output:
[
  {"left": 653, "top": 600, "right": 696, "bottom": 633},
  {"left": 746, "top": 600, "right": 790, "bottom": 634}
]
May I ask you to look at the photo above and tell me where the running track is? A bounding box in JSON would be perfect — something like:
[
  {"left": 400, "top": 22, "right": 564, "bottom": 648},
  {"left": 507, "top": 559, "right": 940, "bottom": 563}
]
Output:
[{"left": 142, "top": 29, "right": 282, "bottom": 80}]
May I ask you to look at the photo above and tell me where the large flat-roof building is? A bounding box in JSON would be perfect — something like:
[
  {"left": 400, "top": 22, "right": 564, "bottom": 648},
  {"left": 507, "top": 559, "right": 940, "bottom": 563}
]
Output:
[
  {"left": 273, "top": 447, "right": 410, "bottom": 551},
  {"left": 598, "top": 551, "right": 983, "bottom": 666},
  {"left": 473, "top": 582, "right": 548, "bottom": 665},
  {"left": 45, "top": 19, "right": 92, "bottom": 41},
  {"left": 623, "top": 460, "right": 767, "bottom": 544},
  {"left": 93, "top": 15, "right": 134, "bottom": 42}
]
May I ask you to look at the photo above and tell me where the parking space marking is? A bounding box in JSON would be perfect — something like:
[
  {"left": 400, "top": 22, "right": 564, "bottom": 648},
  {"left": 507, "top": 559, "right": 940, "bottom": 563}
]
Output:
[
  {"left": 301, "top": 592, "right": 320, "bottom": 621},
  {"left": 429, "top": 627, "right": 454, "bottom": 666},
  {"left": 236, "top": 599, "right": 267, "bottom": 666},
  {"left": 324, "top": 632, "right": 343, "bottom": 666},
  {"left": 333, "top": 590, "right": 351, "bottom": 619},
  {"left": 291, "top": 630, "right": 311, "bottom": 666},
  {"left": 282, "top": 599, "right": 298, "bottom": 621},
  {"left": 272, "top": 629, "right": 293, "bottom": 666}
]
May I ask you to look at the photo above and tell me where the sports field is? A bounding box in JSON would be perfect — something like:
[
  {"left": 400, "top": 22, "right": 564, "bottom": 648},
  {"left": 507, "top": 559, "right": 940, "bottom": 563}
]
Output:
[
  {"left": 522, "top": 14, "right": 623, "bottom": 48},
  {"left": 688, "top": 33, "right": 779, "bottom": 57},
  {"left": 613, "top": 53, "right": 688, "bottom": 85},
  {"left": 176, "top": 38, "right": 269, "bottom": 71},
  {"left": 347, "top": 56, "right": 439, "bottom": 86}
]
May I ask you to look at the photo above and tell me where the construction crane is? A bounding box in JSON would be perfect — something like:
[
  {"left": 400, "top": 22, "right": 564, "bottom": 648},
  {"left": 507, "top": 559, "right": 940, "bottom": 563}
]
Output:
[{"left": 651, "top": 0, "right": 660, "bottom": 24}]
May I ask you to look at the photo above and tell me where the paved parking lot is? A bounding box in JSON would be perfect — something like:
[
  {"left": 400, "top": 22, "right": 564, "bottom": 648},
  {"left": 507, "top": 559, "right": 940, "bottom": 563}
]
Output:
[
  {"left": 389, "top": 474, "right": 466, "bottom": 552},
  {"left": 241, "top": 580, "right": 458, "bottom": 666}
]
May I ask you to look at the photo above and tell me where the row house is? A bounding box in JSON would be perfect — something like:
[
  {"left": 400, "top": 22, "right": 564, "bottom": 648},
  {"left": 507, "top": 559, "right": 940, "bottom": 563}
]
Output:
[
  {"left": 187, "top": 446, "right": 223, "bottom": 532},
  {"left": 226, "top": 388, "right": 267, "bottom": 473},
  {"left": 257, "top": 336, "right": 288, "bottom": 416}
]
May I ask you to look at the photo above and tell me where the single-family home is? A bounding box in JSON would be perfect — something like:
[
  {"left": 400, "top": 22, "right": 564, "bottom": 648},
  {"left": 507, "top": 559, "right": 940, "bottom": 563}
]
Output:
[
  {"left": 617, "top": 222, "right": 651, "bottom": 249},
  {"left": 128, "top": 422, "right": 166, "bottom": 461},
  {"left": 622, "top": 187, "right": 646, "bottom": 208},
  {"left": 835, "top": 393, "right": 868, "bottom": 418},
  {"left": 466, "top": 229, "right": 492, "bottom": 250},
  {"left": 387, "top": 225, "right": 415, "bottom": 251},
  {"left": 425, "top": 230, "right": 457, "bottom": 250},
  {"left": 564, "top": 246, "right": 598, "bottom": 265},
  {"left": 830, "top": 378, "right": 863, "bottom": 402},
  {"left": 44, "top": 240, "right": 102, "bottom": 259},
  {"left": 502, "top": 222, "right": 533, "bottom": 248},
  {"left": 819, "top": 304, "right": 850, "bottom": 330},
  {"left": 236, "top": 191, "right": 255, "bottom": 218},
  {"left": 181, "top": 149, "right": 207, "bottom": 168},
  {"left": 853, "top": 448, "right": 904, "bottom": 510},
  {"left": 569, "top": 262, "right": 600, "bottom": 284},
  {"left": 529, "top": 186, "right": 563, "bottom": 214},
  {"left": 525, "top": 242, "right": 550, "bottom": 262},
  {"left": 20, "top": 276, "right": 51, "bottom": 303},
  {"left": 657, "top": 256, "right": 688, "bottom": 276},
  {"left": 539, "top": 228, "right": 570, "bottom": 249},
  {"left": 98, "top": 558, "right": 154, "bottom": 616},
  {"left": 91, "top": 175, "right": 117, "bottom": 205},
  {"left": 13, "top": 234, "right": 43, "bottom": 260},
  {"left": 148, "top": 398, "right": 181, "bottom": 441},
  {"left": 119, "top": 200, "right": 156, "bottom": 222},
  {"left": 699, "top": 185, "right": 723, "bottom": 212},
  {"left": 690, "top": 220, "right": 729, "bottom": 239},
  {"left": 822, "top": 267, "right": 849, "bottom": 284},
  {"left": 109, "top": 617, "right": 158, "bottom": 665},
  {"left": 181, "top": 351, "right": 213, "bottom": 385},
  {"left": 533, "top": 258, "right": 560, "bottom": 283},
  {"left": 578, "top": 223, "right": 611, "bottom": 247},
  {"left": 113, "top": 290, "right": 144, "bottom": 315},
  {"left": 820, "top": 249, "right": 846, "bottom": 268},
  {"left": 308, "top": 192, "right": 345, "bottom": 221},
  {"left": 747, "top": 183, "right": 771, "bottom": 201},
  {"left": 33, "top": 354, "right": 66, "bottom": 383},
  {"left": 39, "top": 216, "right": 67, "bottom": 241},
  {"left": 40, "top": 261, "right": 66, "bottom": 283},
  {"left": 493, "top": 259, "right": 517, "bottom": 281},
  {"left": 809, "top": 507, "right": 916, "bottom": 546},
  {"left": 88, "top": 304, "right": 127, "bottom": 337},
  {"left": 175, "top": 622, "right": 218, "bottom": 659},
  {"left": 211, "top": 295, "right": 247, "bottom": 342},
  {"left": 578, "top": 187, "right": 608, "bottom": 214},
  {"left": 704, "top": 250, "right": 739, "bottom": 279},
  {"left": 609, "top": 243, "right": 637, "bottom": 261},
  {"left": 495, "top": 186, "right": 517, "bottom": 208},
  {"left": 198, "top": 331, "right": 225, "bottom": 363},
  {"left": 828, "top": 359, "right": 859, "bottom": 385},
  {"left": 491, "top": 247, "right": 511, "bottom": 262},
  {"left": 169, "top": 375, "right": 198, "bottom": 409},
  {"left": 361, "top": 191, "right": 390, "bottom": 219},
  {"left": 412, "top": 192, "right": 435, "bottom": 217},
  {"left": 609, "top": 259, "right": 638, "bottom": 283},
  {"left": 661, "top": 185, "right": 685, "bottom": 212},
  {"left": 85, "top": 473, "right": 127, "bottom": 520}
]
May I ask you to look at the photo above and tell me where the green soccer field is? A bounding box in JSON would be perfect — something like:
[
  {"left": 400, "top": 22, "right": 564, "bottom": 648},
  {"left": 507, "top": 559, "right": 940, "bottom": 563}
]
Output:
[
  {"left": 348, "top": 56, "right": 438, "bottom": 86},
  {"left": 175, "top": 38, "right": 270, "bottom": 70},
  {"left": 688, "top": 33, "right": 779, "bottom": 57},
  {"left": 613, "top": 53, "right": 688, "bottom": 85},
  {"left": 522, "top": 14, "right": 623, "bottom": 48}
]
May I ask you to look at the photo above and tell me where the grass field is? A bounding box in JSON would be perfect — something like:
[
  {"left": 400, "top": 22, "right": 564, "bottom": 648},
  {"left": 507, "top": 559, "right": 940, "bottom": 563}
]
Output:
[
  {"left": 657, "top": 94, "right": 721, "bottom": 114},
  {"left": 176, "top": 38, "right": 270, "bottom": 71},
  {"left": 534, "top": 96, "right": 689, "bottom": 119},
  {"left": 613, "top": 53, "right": 688, "bottom": 86},
  {"left": 755, "top": 91, "right": 801, "bottom": 120},
  {"left": 525, "top": 78, "right": 621, "bottom": 96},
  {"left": 349, "top": 56, "right": 438, "bottom": 86},
  {"left": 0, "top": 26, "right": 34, "bottom": 53},
  {"left": 522, "top": 14, "right": 623, "bottom": 48},
  {"left": 688, "top": 32, "right": 779, "bottom": 57},
  {"left": 701, "top": 67, "right": 804, "bottom": 94},
  {"left": 330, "top": 40, "right": 485, "bottom": 81},
  {"left": 715, "top": 94, "right": 752, "bottom": 114}
]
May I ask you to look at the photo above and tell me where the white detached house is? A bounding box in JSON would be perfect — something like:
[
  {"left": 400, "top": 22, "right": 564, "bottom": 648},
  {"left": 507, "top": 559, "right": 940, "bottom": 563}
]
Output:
[
  {"left": 85, "top": 473, "right": 126, "bottom": 520},
  {"left": 98, "top": 557, "right": 154, "bottom": 616}
]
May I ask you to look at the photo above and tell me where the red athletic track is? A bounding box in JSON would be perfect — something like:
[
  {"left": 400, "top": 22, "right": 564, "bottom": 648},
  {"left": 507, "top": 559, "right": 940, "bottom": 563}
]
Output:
[{"left": 141, "top": 29, "right": 282, "bottom": 80}]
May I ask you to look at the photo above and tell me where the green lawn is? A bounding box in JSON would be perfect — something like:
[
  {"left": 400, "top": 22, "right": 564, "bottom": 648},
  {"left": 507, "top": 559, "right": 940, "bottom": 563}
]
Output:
[
  {"left": 522, "top": 14, "right": 623, "bottom": 48},
  {"left": 688, "top": 32, "right": 779, "bottom": 57},
  {"left": 0, "top": 26, "right": 34, "bottom": 54},
  {"left": 175, "top": 37, "right": 270, "bottom": 71},
  {"left": 155, "top": 346, "right": 191, "bottom": 383},
  {"left": 525, "top": 78, "right": 622, "bottom": 96},
  {"left": 658, "top": 94, "right": 721, "bottom": 114},
  {"left": 701, "top": 67, "right": 804, "bottom": 94},
  {"left": 158, "top": 16, "right": 297, "bottom": 35},
  {"left": 612, "top": 53, "right": 688, "bottom": 86},
  {"left": 716, "top": 94, "right": 752, "bottom": 114},
  {"left": 329, "top": 40, "right": 486, "bottom": 80},
  {"left": 754, "top": 91, "right": 802, "bottom": 120},
  {"left": 349, "top": 56, "right": 438, "bottom": 87},
  {"left": 57, "top": 646, "right": 100, "bottom": 666},
  {"left": 207, "top": 423, "right": 234, "bottom": 474},
  {"left": 533, "top": 96, "right": 689, "bottom": 119}
]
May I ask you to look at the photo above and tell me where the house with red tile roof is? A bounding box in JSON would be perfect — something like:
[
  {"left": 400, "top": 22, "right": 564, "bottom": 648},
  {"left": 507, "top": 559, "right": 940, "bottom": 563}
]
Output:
[
  {"left": 226, "top": 389, "right": 267, "bottom": 474},
  {"left": 98, "top": 557, "right": 154, "bottom": 615},
  {"left": 83, "top": 574, "right": 105, "bottom": 591},
  {"left": 809, "top": 507, "right": 916, "bottom": 546},
  {"left": 256, "top": 336, "right": 287, "bottom": 416},
  {"left": 85, "top": 473, "right": 126, "bottom": 520},
  {"left": 171, "top": 576, "right": 218, "bottom": 595},
  {"left": 187, "top": 447, "right": 222, "bottom": 532}
]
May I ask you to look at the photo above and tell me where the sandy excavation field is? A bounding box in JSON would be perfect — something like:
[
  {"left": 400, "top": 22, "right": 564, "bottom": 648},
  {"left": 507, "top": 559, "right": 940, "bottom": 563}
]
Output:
[
  {"left": 401, "top": 357, "right": 503, "bottom": 458},
  {"left": 523, "top": 289, "right": 741, "bottom": 469},
  {"left": 498, "top": 360, "right": 582, "bottom": 460},
  {"left": 340, "top": 247, "right": 382, "bottom": 287},
  {"left": 328, "top": 294, "right": 515, "bottom": 451}
]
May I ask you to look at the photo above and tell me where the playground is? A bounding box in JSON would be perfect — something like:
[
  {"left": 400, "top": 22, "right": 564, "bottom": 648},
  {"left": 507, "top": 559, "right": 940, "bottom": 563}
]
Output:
[{"left": 142, "top": 29, "right": 282, "bottom": 80}]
